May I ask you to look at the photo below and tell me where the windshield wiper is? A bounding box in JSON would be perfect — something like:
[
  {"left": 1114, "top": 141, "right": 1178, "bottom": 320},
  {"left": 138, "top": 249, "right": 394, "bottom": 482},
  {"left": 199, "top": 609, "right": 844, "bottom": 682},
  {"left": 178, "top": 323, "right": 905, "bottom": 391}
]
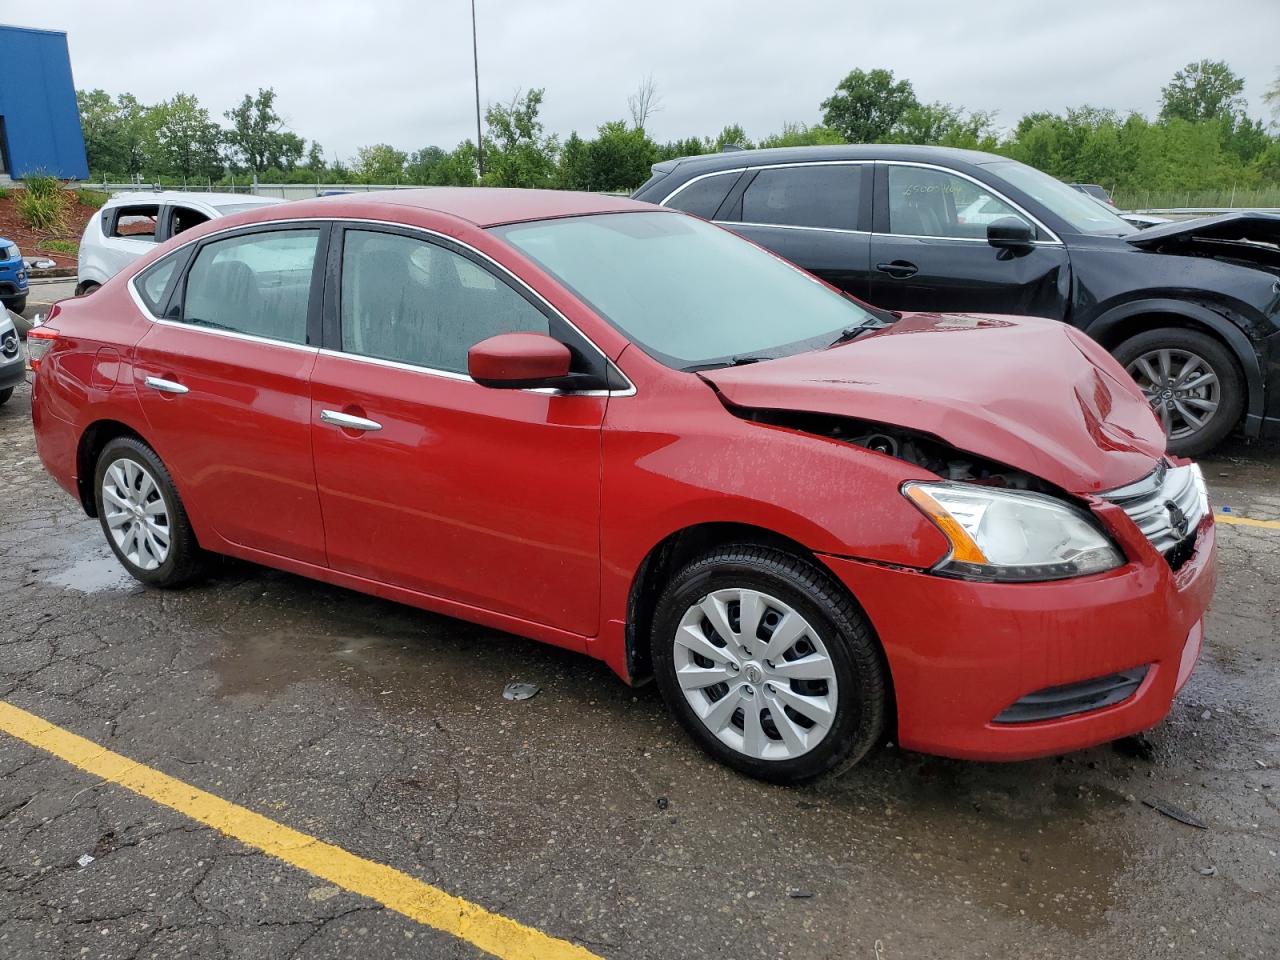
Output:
[
  {"left": 683, "top": 354, "right": 772, "bottom": 373},
  {"left": 827, "top": 321, "right": 881, "bottom": 348}
]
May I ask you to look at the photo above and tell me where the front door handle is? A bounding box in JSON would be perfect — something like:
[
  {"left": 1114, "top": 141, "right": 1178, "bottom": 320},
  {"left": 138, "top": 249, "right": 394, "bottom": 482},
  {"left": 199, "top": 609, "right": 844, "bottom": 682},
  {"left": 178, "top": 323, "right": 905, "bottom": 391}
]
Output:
[
  {"left": 320, "top": 409, "right": 383, "bottom": 432},
  {"left": 144, "top": 376, "right": 189, "bottom": 395},
  {"left": 875, "top": 260, "right": 919, "bottom": 279}
]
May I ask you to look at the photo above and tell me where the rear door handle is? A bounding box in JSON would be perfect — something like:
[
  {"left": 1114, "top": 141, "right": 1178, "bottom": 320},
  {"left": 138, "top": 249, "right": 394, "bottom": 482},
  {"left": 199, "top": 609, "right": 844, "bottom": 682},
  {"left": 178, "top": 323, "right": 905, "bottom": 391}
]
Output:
[
  {"left": 144, "top": 376, "right": 188, "bottom": 395},
  {"left": 320, "top": 409, "right": 383, "bottom": 432},
  {"left": 875, "top": 260, "right": 919, "bottom": 279}
]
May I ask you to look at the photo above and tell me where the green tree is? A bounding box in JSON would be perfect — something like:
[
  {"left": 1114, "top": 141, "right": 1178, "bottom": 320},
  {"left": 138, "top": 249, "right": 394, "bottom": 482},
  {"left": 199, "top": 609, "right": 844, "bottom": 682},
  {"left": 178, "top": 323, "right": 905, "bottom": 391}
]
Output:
[
  {"left": 1264, "top": 69, "right": 1280, "bottom": 127},
  {"left": 821, "top": 68, "right": 918, "bottom": 142},
  {"left": 886, "top": 103, "right": 996, "bottom": 148},
  {"left": 655, "top": 137, "right": 705, "bottom": 162},
  {"left": 77, "top": 89, "right": 131, "bottom": 176},
  {"left": 405, "top": 146, "right": 447, "bottom": 184},
  {"left": 483, "top": 88, "right": 559, "bottom": 188},
  {"left": 432, "top": 141, "right": 479, "bottom": 186},
  {"left": 353, "top": 143, "right": 407, "bottom": 183},
  {"left": 224, "top": 88, "right": 303, "bottom": 173},
  {"left": 1159, "top": 59, "right": 1246, "bottom": 123},
  {"left": 757, "top": 122, "right": 844, "bottom": 149},
  {"left": 304, "top": 141, "right": 326, "bottom": 174},
  {"left": 153, "top": 93, "right": 224, "bottom": 180},
  {"left": 556, "top": 132, "right": 592, "bottom": 190},
  {"left": 706, "top": 124, "right": 752, "bottom": 152}
]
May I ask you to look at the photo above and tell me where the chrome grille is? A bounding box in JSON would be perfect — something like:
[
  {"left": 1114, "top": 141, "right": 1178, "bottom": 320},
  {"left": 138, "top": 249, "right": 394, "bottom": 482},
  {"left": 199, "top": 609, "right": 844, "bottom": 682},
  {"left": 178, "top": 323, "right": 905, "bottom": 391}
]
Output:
[{"left": 1100, "top": 461, "right": 1207, "bottom": 556}]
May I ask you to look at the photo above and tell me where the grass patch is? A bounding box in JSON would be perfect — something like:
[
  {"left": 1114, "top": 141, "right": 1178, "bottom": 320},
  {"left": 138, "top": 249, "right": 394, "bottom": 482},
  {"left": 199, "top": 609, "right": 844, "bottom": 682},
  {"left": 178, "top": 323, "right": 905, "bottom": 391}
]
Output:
[
  {"left": 38, "top": 239, "right": 79, "bottom": 256},
  {"left": 77, "top": 189, "right": 110, "bottom": 209},
  {"left": 0, "top": 187, "right": 8, "bottom": 201}
]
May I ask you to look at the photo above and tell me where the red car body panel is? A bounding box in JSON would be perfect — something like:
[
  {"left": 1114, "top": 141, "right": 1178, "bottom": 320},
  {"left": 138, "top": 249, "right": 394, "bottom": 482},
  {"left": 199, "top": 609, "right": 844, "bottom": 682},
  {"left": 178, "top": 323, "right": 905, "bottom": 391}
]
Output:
[{"left": 30, "top": 189, "right": 1215, "bottom": 765}]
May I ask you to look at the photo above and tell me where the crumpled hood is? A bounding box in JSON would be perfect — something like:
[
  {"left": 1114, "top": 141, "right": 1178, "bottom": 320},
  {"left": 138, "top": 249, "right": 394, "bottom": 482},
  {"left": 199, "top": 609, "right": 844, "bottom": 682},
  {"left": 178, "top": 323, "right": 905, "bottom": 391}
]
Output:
[{"left": 702, "top": 313, "right": 1165, "bottom": 494}]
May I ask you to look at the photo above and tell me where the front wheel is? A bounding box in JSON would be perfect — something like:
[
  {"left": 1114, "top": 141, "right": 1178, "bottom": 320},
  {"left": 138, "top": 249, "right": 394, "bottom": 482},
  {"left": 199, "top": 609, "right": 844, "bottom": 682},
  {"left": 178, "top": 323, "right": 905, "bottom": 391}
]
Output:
[
  {"left": 651, "top": 545, "right": 887, "bottom": 784},
  {"left": 3, "top": 296, "right": 25, "bottom": 315},
  {"left": 1115, "top": 327, "right": 1244, "bottom": 458},
  {"left": 93, "top": 437, "right": 205, "bottom": 587},
  {"left": 0, "top": 387, "right": 12, "bottom": 406}
]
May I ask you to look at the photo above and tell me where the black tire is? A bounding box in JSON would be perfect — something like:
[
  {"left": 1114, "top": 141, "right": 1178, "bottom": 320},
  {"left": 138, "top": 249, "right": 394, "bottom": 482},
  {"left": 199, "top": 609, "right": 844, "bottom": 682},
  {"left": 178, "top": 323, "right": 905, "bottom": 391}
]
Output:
[
  {"left": 3, "top": 296, "right": 25, "bottom": 315},
  {"left": 75, "top": 282, "right": 98, "bottom": 297},
  {"left": 651, "top": 544, "right": 887, "bottom": 784},
  {"left": 1113, "top": 327, "right": 1244, "bottom": 458},
  {"left": 93, "top": 437, "right": 205, "bottom": 588},
  {"left": 0, "top": 387, "right": 12, "bottom": 406}
]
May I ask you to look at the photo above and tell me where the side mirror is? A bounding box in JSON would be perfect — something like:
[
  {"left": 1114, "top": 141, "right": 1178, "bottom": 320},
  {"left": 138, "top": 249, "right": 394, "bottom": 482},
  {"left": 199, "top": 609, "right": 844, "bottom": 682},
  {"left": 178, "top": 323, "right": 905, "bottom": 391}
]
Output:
[
  {"left": 987, "top": 216, "right": 1036, "bottom": 251},
  {"left": 468, "top": 332, "right": 572, "bottom": 389}
]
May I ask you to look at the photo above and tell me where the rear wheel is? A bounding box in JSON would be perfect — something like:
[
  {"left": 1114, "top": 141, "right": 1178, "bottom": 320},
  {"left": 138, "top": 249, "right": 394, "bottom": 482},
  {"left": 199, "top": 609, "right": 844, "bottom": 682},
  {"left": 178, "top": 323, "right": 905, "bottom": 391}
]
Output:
[
  {"left": 0, "top": 387, "right": 12, "bottom": 406},
  {"left": 651, "top": 545, "right": 886, "bottom": 784},
  {"left": 1115, "top": 327, "right": 1244, "bottom": 458},
  {"left": 93, "top": 437, "right": 205, "bottom": 587},
  {"left": 74, "top": 282, "right": 99, "bottom": 297},
  {"left": 3, "top": 296, "right": 25, "bottom": 315}
]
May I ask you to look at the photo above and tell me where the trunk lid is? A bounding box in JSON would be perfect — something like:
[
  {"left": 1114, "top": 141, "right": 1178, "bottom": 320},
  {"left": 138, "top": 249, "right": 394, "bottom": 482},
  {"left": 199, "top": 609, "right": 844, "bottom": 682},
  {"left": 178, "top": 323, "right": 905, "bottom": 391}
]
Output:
[{"left": 701, "top": 312, "right": 1165, "bottom": 494}]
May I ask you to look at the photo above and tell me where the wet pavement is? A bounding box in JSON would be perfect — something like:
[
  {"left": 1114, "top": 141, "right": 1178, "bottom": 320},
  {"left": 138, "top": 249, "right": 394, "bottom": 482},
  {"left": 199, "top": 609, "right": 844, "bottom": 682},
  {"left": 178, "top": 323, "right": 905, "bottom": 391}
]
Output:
[{"left": 1, "top": 379, "right": 1277, "bottom": 959}]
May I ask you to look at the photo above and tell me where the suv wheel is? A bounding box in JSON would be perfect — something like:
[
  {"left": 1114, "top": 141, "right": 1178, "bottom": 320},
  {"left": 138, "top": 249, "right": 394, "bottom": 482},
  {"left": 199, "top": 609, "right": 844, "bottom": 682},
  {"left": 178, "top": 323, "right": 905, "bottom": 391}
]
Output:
[
  {"left": 93, "top": 437, "right": 205, "bottom": 587},
  {"left": 651, "top": 545, "right": 886, "bottom": 784},
  {"left": 1115, "top": 327, "right": 1244, "bottom": 458}
]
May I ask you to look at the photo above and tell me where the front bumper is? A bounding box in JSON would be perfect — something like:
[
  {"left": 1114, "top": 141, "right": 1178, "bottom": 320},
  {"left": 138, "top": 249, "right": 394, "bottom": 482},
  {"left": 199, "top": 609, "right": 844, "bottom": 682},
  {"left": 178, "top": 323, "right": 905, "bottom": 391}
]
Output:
[
  {"left": 0, "top": 260, "right": 29, "bottom": 300},
  {"left": 821, "top": 516, "right": 1216, "bottom": 761}
]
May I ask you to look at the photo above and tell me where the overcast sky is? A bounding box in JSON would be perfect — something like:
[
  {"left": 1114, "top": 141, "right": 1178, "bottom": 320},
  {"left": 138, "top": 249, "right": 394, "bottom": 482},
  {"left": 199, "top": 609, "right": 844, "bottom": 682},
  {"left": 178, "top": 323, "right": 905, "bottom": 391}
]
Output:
[{"left": 7, "top": 0, "right": 1279, "bottom": 161}]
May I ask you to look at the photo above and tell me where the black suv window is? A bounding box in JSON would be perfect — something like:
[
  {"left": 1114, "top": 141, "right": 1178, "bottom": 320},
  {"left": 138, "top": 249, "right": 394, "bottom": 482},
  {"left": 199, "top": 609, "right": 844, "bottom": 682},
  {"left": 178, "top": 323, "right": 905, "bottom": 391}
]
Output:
[
  {"left": 666, "top": 172, "right": 740, "bottom": 219},
  {"left": 741, "top": 165, "right": 860, "bottom": 231}
]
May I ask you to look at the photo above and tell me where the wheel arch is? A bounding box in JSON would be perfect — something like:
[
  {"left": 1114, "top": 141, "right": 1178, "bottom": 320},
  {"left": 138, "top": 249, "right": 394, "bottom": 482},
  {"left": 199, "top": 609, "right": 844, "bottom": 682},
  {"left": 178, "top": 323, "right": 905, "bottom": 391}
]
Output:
[
  {"left": 1085, "top": 298, "right": 1264, "bottom": 434},
  {"left": 75, "top": 419, "right": 148, "bottom": 517}
]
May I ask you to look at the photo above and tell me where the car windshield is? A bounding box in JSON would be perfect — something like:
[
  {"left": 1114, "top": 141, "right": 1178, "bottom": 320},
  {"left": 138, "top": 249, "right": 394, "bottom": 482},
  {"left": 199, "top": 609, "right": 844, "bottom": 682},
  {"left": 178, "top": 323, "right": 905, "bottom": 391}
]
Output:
[
  {"left": 492, "top": 212, "right": 878, "bottom": 369},
  {"left": 985, "top": 161, "right": 1135, "bottom": 237}
]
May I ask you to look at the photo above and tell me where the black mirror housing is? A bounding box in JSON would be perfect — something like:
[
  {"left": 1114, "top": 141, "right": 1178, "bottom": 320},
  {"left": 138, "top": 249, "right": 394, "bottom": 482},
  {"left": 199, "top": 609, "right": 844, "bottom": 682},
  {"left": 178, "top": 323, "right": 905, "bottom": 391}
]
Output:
[{"left": 987, "top": 216, "right": 1036, "bottom": 250}]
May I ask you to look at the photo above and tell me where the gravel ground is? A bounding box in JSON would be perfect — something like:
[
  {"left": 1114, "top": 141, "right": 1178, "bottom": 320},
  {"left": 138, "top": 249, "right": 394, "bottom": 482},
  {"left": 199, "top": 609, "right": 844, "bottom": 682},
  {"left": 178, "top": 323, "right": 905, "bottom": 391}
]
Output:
[{"left": 1, "top": 379, "right": 1277, "bottom": 960}]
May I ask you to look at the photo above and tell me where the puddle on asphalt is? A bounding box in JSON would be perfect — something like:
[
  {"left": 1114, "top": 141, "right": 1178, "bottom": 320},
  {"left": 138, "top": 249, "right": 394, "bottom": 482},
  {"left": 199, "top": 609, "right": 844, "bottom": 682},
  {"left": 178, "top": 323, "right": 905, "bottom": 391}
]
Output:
[{"left": 44, "top": 553, "right": 133, "bottom": 593}]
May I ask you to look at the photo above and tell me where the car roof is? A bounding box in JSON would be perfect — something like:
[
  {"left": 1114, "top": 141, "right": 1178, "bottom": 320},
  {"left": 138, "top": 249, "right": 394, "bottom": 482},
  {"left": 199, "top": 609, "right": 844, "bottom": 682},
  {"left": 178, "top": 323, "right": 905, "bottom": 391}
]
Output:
[
  {"left": 303, "top": 187, "right": 655, "bottom": 227},
  {"left": 103, "top": 192, "right": 283, "bottom": 209},
  {"left": 652, "top": 143, "right": 1009, "bottom": 176}
]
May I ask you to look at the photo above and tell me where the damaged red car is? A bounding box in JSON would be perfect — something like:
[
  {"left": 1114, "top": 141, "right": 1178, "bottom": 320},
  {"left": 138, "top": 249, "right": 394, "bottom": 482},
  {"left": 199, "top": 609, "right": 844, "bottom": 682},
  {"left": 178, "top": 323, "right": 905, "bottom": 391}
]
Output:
[{"left": 28, "top": 190, "right": 1215, "bottom": 783}]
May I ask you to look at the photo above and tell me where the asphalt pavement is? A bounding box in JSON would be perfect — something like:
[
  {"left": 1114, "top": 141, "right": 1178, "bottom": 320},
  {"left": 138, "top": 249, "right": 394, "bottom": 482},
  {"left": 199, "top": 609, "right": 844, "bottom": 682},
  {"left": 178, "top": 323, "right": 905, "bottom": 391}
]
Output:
[{"left": 1, "top": 380, "right": 1277, "bottom": 959}]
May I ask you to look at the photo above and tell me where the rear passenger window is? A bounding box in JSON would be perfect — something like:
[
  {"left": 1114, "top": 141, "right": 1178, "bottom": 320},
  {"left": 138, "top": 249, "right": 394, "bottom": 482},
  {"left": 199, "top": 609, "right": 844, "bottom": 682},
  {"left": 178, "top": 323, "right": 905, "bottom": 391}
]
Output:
[
  {"left": 741, "top": 165, "right": 860, "bottom": 230},
  {"left": 666, "top": 173, "right": 740, "bottom": 219},
  {"left": 135, "top": 255, "right": 180, "bottom": 313},
  {"left": 180, "top": 229, "right": 319, "bottom": 344},
  {"left": 340, "top": 229, "right": 548, "bottom": 374},
  {"left": 109, "top": 205, "right": 161, "bottom": 241}
]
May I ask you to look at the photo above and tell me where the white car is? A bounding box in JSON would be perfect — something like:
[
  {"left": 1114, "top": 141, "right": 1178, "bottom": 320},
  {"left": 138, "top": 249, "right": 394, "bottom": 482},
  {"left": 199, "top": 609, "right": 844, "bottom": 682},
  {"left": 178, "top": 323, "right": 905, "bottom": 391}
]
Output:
[{"left": 76, "top": 192, "right": 284, "bottom": 295}]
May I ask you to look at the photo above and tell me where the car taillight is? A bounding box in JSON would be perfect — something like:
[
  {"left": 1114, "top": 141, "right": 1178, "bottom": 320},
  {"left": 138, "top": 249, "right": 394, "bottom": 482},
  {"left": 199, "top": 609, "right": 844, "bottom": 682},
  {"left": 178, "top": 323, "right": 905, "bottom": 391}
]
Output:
[{"left": 26, "top": 304, "right": 61, "bottom": 371}]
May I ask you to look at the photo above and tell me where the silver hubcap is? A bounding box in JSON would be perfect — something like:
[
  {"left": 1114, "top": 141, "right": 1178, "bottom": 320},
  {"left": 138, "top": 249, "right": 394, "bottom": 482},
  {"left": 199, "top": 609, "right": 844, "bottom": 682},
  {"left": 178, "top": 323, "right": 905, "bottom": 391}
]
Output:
[
  {"left": 674, "top": 588, "right": 838, "bottom": 761},
  {"left": 1126, "top": 348, "right": 1220, "bottom": 441},
  {"left": 102, "top": 459, "right": 171, "bottom": 571}
]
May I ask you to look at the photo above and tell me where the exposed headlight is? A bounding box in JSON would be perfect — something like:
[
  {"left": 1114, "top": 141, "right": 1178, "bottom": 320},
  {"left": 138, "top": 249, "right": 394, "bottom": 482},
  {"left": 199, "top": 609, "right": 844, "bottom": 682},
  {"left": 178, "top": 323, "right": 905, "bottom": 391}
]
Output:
[{"left": 904, "top": 481, "right": 1123, "bottom": 582}]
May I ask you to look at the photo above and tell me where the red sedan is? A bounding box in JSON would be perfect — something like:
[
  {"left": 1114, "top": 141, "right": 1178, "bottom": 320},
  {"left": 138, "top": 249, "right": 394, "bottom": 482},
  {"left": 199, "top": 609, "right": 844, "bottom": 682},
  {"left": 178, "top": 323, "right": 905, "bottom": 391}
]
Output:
[{"left": 27, "top": 190, "right": 1215, "bottom": 783}]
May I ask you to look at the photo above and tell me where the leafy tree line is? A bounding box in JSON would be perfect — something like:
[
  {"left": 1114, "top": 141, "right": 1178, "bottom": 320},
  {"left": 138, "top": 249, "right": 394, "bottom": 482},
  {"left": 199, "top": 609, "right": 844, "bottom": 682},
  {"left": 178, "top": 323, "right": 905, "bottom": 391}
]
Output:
[{"left": 77, "top": 59, "right": 1280, "bottom": 201}]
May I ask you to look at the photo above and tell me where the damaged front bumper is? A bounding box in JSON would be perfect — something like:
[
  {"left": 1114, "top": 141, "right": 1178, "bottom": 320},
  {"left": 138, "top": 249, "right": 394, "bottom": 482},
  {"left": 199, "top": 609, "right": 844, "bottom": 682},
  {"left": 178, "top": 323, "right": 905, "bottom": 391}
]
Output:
[{"left": 819, "top": 514, "right": 1216, "bottom": 762}]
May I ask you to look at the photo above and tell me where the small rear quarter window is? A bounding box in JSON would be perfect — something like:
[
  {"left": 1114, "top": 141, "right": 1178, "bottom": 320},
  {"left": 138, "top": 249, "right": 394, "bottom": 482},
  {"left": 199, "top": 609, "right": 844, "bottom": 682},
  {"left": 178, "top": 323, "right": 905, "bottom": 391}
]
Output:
[
  {"left": 665, "top": 173, "right": 741, "bottom": 219},
  {"left": 135, "top": 255, "right": 179, "bottom": 314}
]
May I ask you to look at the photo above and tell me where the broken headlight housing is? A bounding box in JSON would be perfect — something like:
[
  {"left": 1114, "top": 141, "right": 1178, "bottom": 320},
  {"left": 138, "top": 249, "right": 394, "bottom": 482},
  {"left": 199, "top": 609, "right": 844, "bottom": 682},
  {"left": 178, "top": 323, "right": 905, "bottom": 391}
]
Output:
[{"left": 904, "top": 482, "right": 1123, "bottom": 582}]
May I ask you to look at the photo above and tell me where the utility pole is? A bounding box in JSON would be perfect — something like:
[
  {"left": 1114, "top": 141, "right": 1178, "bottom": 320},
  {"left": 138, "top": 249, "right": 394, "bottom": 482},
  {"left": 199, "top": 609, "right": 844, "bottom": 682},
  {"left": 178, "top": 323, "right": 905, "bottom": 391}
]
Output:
[{"left": 471, "top": 0, "right": 484, "bottom": 178}]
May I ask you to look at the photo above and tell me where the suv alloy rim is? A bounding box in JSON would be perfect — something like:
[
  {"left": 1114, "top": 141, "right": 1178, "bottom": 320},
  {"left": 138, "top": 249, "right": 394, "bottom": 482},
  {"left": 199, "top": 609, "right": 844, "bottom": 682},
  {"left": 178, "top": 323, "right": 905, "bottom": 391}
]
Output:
[
  {"left": 1125, "top": 348, "right": 1220, "bottom": 441},
  {"left": 102, "top": 458, "right": 171, "bottom": 571},
  {"left": 674, "top": 588, "right": 838, "bottom": 760}
]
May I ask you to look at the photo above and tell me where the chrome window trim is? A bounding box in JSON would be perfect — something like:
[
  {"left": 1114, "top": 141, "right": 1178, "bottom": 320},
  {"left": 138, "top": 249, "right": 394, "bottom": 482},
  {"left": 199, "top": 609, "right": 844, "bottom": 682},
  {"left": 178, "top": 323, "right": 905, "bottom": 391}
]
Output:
[
  {"left": 659, "top": 167, "right": 748, "bottom": 207},
  {"left": 126, "top": 215, "right": 637, "bottom": 398},
  {"left": 877, "top": 160, "right": 1063, "bottom": 245},
  {"left": 721, "top": 220, "right": 870, "bottom": 237}
]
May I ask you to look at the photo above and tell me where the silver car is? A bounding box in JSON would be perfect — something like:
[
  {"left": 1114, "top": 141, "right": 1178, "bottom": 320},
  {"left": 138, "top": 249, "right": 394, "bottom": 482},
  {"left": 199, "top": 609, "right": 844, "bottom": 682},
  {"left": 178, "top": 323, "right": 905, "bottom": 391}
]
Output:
[
  {"left": 0, "top": 311, "right": 24, "bottom": 406},
  {"left": 76, "top": 192, "right": 284, "bottom": 295}
]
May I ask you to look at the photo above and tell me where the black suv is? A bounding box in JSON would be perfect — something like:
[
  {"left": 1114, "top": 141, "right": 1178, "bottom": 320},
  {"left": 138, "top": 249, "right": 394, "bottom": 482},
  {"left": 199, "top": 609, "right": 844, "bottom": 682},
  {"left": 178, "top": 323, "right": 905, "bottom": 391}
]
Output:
[{"left": 634, "top": 145, "right": 1280, "bottom": 456}]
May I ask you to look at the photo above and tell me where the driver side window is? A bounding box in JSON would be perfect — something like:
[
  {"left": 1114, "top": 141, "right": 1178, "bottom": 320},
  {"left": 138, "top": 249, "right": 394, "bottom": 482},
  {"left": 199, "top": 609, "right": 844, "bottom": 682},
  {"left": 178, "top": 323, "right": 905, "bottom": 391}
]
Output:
[
  {"left": 887, "top": 166, "right": 1025, "bottom": 239},
  {"left": 339, "top": 229, "right": 550, "bottom": 374}
]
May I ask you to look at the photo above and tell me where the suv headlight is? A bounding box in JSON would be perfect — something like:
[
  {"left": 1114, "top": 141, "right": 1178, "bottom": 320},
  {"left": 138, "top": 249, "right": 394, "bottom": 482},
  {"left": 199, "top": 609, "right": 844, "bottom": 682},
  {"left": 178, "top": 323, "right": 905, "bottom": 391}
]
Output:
[
  {"left": 904, "top": 482, "right": 1123, "bottom": 582},
  {"left": 4, "top": 244, "right": 20, "bottom": 261}
]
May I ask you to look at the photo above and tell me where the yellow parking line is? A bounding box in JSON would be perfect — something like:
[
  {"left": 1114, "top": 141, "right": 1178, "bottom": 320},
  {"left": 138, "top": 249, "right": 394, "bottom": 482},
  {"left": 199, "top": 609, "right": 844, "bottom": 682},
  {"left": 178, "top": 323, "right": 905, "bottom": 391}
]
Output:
[
  {"left": 0, "top": 701, "right": 602, "bottom": 960},
  {"left": 1215, "top": 512, "right": 1280, "bottom": 530}
]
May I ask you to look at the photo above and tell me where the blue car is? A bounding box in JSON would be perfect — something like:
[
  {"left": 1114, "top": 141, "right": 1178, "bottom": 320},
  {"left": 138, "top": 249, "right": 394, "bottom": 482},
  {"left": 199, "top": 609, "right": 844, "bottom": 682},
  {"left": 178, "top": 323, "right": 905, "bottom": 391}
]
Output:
[{"left": 0, "top": 237, "right": 28, "bottom": 315}]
